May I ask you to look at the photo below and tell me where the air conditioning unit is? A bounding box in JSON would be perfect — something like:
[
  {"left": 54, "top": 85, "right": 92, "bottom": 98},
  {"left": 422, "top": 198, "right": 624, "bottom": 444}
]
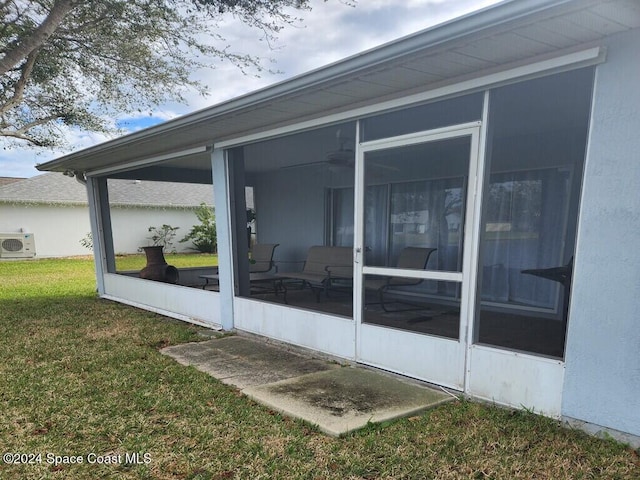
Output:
[{"left": 0, "top": 233, "right": 36, "bottom": 258}]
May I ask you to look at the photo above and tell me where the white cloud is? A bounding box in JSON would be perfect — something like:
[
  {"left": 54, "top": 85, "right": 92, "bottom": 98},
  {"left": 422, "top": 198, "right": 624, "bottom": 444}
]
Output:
[
  {"left": 0, "top": 128, "right": 114, "bottom": 178},
  {"left": 0, "top": 0, "right": 501, "bottom": 178}
]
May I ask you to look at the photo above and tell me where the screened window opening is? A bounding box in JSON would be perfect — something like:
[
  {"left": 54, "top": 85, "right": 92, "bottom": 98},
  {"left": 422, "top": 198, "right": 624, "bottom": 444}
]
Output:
[
  {"left": 475, "top": 67, "right": 594, "bottom": 358},
  {"left": 361, "top": 92, "right": 483, "bottom": 141},
  {"left": 233, "top": 122, "right": 358, "bottom": 318},
  {"left": 98, "top": 166, "right": 217, "bottom": 288}
]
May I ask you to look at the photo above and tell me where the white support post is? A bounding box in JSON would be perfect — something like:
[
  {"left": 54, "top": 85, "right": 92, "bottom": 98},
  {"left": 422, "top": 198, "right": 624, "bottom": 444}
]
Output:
[
  {"left": 211, "top": 148, "right": 235, "bottom": 331},
  {"left": 86, "top": 177, "right": 107, "bottom": 295}
]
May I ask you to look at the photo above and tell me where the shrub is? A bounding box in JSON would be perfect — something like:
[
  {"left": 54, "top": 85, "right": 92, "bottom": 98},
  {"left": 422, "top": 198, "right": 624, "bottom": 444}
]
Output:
[
  {"left": 180, "top": 203, "right": 217, "bottom": 253},
  {"left": 146, "top": 224, "right": 179, "bottom": 253},
  {"left": 79, "top": 232, "right": 93, "bottom": 250}
]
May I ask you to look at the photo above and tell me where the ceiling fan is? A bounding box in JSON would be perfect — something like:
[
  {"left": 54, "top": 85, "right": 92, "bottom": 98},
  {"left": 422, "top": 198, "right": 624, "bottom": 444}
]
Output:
[
  {"left": 280, "top": 129, "right": 355, "bottom": 171},
  {"left": 279, "top": 129, "right": 399, "bottom": 173}
]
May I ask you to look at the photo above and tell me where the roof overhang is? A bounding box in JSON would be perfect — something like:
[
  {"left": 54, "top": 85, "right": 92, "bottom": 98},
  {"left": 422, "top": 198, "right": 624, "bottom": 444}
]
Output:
[{"left": 37, "top": 0, "right": 638, "bottom": 176}]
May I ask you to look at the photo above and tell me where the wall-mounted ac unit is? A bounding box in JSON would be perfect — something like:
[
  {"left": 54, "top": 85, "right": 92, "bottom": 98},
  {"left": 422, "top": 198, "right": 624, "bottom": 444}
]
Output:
[{"left": 0, "top": 233, "right": 36, "bottom": 258}]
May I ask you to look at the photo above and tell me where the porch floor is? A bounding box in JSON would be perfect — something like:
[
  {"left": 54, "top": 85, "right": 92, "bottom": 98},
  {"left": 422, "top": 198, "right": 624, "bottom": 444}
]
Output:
[{"left": 161, "top": 335, "right": 453, "bottom": 437}]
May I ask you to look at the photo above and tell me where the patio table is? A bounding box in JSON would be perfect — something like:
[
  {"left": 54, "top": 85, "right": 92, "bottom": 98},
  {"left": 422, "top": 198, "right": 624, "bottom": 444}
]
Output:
[
  {"left": 200, "top": 272, "right": 282, "bottom": 296},
  {"left": 521, "top": 257, "right": 573, "bottom": 323}
]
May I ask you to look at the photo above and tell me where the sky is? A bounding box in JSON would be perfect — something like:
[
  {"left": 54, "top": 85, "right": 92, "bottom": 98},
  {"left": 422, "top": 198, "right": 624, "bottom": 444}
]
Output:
[{"left": 0, "top": 0, "right": 502, "bottom": 179}]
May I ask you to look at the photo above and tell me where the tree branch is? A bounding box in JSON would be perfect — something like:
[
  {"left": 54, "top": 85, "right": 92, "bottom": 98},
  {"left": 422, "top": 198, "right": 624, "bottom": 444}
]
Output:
[
  {"left": 10, "top": 114, "right": 60, "bottom": 132},
  {"left": 0, "top": 0, "right": 319, "bottom": 149},
  {"left": 0, "top": 0, "right": 76, "bottom": 76},
  {"left": 0, "top": 114, "right": 61, "bottom": 146},
  {"left": 0, "top": 49, "right": 39, "bottom": 115}
]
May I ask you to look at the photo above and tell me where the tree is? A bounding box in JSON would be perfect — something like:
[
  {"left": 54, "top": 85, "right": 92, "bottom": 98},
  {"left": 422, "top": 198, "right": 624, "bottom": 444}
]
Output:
[{"left": 0, "top": 0, "right": 315, "bottom": 148}]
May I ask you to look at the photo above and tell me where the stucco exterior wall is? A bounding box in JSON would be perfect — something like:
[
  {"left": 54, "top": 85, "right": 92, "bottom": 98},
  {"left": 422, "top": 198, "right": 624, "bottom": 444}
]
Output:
[
  {"left": 0, "top": 204, "right": 203, "bottom": 257},
  {"left": 562, "top": 28, "right": 640, "bottom": 439}
]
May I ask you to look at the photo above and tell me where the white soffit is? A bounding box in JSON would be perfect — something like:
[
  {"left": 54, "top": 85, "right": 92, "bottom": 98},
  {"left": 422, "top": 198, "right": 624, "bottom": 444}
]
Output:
[
  {"left": 218, "top": 46, "right": 604, "bottom": 149},
  {"left": 37, "top": 0, "right": 639, "bottom": 174}
]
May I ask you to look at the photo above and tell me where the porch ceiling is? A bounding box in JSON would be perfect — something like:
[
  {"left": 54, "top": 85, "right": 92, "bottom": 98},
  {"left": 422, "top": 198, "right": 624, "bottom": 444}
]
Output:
[{"left": 38, "top": 0, "right": 639, "bottom": 176}]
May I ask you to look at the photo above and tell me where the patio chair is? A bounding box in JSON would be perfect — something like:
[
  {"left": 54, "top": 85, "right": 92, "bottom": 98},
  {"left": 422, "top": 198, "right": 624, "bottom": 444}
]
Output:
[
  {"left": 365, "top": 247, "right": 437, "bottom": 312},
  {"left": 249, "top": 243, "right": 280, "bottom": 273},
  {"left": 200, "top": 243, "right": 279, "bottom": 290},
  {"left": 276, "top": 245, "right": 353, "bottom": 303},
  {"left": 246, "top": 243, "right": 282, "bottom": 295}
]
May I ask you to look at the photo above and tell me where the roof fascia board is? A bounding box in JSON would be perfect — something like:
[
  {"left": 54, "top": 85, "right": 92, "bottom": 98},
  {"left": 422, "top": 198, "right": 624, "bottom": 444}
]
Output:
[
  {"left": 216, "top": 45, "right": 605, "bottom": 149},
  {"left": 85, "top": 146, "right": 209, "bottom": 177},
  {"left": 37, "top": 0, "right": 581, "bottom": 172}
]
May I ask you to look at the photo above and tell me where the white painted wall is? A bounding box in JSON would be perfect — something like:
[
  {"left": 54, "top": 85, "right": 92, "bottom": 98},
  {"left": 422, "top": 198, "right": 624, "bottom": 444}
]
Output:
[
  {"left": 234, "top": 297, "right": 355, "bottom": 360},
  {"left": 110, "top": 206, "right": 201, "bottom": 255},
  {"left": 0, "top": 204, "right": 89, "bottom": 257},
  {"left": 103, "top": 273, "right": 222, "bottom": 329},
  {"left": 250, "top": 167, "right": 338, "bottom": 263},
  {"left": 468, "top": 346, "right": 565, "bottom": 418},
  {"left": 563, "top": 28, "right": 640, "bottom": 439},
  {"left": 0, "top": 203, "right": 204, "bottom": 257}
]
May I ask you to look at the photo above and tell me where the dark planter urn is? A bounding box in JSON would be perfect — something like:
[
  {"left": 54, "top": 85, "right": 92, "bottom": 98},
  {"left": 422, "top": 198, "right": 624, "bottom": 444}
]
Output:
[{"left": 139, "top": 246, "right": 179, "bottom": 284}]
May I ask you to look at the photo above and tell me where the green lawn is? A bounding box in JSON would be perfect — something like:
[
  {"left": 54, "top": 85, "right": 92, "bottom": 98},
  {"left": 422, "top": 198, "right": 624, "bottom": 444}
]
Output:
[
  {"left": 115, "top": 252, "right": 217, "bottom": 272},
  {"left": 0, "top": 257, "right": 638, "bottom": 479}
]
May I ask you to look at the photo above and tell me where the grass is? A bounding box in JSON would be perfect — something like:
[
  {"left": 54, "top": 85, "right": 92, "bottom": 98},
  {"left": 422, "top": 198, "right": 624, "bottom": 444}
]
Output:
[
  {"left": 0, "top": 257, "right": 638, "bottom": 479},
  {"left": 115, "top": 252, "right": 217, "bottom": 272}
]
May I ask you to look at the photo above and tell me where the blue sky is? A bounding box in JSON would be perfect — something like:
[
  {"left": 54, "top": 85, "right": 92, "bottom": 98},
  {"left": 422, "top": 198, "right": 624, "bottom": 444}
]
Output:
[{"left": 0, "top": 0, "right": 501, "bottom": 179}]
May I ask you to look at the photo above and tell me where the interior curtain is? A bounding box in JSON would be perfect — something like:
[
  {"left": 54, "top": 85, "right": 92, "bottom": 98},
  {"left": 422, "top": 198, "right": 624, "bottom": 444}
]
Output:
[
  {"left": 363, "top": 185, "right": 389, "bottom": 266},
  {"left": 332, "top": 178, "right": 464, "bottom": 278},
  {"left": 389, "top": 179, "right": 464, "bottom": 296},
  {"left": 332, "top": 187, "right": 354, "bottom": 247},
  {"left": 331, "top": 186, "right": 389, "bottom": 266},
  {"left": 480, "top": 168, "right": 569, "bottom": 309}
]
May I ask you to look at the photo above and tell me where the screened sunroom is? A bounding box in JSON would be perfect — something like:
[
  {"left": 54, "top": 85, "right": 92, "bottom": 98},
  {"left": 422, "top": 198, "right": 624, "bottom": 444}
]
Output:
[
  {"left": 38, "top": 0, "right": 640, "bottom": 445},
  {"left": 222, "top": 67, "right": 592, "bottom": 362}
]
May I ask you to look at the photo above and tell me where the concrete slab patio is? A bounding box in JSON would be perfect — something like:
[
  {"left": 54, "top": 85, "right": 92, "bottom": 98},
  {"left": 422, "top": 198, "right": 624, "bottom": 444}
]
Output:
[{"left": 161, "top": 335, "right": 454, "bottom": 436}]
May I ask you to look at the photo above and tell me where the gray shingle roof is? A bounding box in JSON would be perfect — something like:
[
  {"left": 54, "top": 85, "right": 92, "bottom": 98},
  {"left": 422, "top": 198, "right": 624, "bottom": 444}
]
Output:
[
  {"left": 0, "top": 177, "right": 25, "bottom": 186},
  {"left": 0, "top": 173, "right": 213, "bottom": 208}
]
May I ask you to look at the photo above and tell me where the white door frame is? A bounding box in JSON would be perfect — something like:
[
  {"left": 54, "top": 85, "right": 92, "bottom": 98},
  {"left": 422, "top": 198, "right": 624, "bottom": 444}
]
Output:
[{"left": 353, "top": 121, "right": 483, "bottom": 390}]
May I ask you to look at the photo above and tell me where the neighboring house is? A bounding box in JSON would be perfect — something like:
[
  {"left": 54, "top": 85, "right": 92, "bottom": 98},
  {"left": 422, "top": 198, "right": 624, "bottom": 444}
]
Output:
[
  {"left": 0, "top": 173, "right": 214, "bottom": 257},
  {"left": 37, "top": 0, "right": 640, "bottom": 446},
  {"left": 0, "top": 177, "right": 25, "bottom": 186}
]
